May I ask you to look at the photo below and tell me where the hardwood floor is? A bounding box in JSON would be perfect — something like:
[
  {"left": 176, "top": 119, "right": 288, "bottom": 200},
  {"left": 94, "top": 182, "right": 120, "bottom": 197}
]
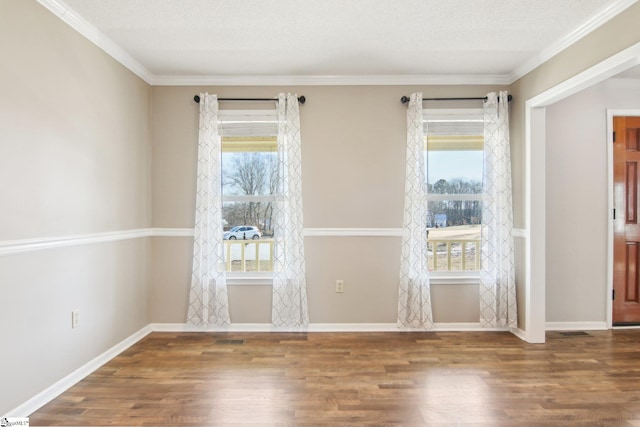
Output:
[{"left": 30, "top": 330, "right": 640, "bottom": 426}]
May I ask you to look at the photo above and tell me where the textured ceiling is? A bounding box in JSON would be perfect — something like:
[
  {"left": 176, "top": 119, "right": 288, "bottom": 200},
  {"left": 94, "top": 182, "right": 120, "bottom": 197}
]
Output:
[{"left": 55, "top": 0, "right": 630, "bottom": 82}]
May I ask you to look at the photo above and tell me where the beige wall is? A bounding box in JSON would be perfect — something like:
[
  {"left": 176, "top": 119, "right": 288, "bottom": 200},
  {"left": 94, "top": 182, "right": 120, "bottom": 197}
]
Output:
[
  {"left": 150, "top": 85, "right": 504, "bottom": 325},
  {"left": 0, "top": 1, "right": 151, "bottom": 414},
  {"left": 545, "top": 77, "right": 640, "bottom": 322}
]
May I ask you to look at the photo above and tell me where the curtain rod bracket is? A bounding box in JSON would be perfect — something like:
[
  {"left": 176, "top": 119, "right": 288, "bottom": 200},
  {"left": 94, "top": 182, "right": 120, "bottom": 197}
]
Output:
[{"left": 193, "top": 95, "right": 305, "bottom": 104}]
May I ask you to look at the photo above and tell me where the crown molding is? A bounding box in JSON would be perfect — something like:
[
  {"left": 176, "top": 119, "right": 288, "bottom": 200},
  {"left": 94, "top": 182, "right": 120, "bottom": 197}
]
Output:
[
  {"left": 34, "top": 0, "right": 510, "bottom": 88},
  {"left": 508, "top": 0, "right": 639, "bottom": 84},
  {"left": 32, "top": 1, "right": 513, "bottom": 87},
  {"left": 36, "top": 0, "right": 155, "bottom": 84},
  {"left": 37, "top": 0, "right": 638, "bottom": 87},
  {"left": 150, "top": 74, "right": 511, "bottom": 86}
]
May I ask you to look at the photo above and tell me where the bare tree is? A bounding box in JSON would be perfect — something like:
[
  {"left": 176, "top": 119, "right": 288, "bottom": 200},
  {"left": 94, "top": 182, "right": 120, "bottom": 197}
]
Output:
[
  {"left": 223, "top": 152, "right": 278, "bottom": 234},
  {"left": 427, "top": 178, "right": 483, "bottom": 226}
]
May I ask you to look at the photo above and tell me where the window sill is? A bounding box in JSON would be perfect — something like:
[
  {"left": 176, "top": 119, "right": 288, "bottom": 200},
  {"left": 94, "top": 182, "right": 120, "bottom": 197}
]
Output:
[
  {"left": 226, "top": 272, "right": 478, "bottom": 286},
  {"left": 429, "top": 271, "right": 479, "bottom": 285},
  {"left": 227, "top": 273, "right": 273, "bottom": 286}
]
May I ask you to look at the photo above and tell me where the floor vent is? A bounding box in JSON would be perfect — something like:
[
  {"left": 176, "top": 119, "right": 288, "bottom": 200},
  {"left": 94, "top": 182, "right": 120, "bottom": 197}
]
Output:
[
  {"left": 558, "top": 331, "right": 590, "bottom": 337},
  {"left": 215, "top": 339, "right": 245, "bottom": 345}
]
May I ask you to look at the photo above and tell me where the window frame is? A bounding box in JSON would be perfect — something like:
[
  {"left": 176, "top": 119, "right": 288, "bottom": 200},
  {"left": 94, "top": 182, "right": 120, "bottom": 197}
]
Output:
[
  {"left": 424, "top": 109, "right": 484, "bottom": 284},
  {"left": 219, "top": 110, "right": 278, "bottom": 285}
]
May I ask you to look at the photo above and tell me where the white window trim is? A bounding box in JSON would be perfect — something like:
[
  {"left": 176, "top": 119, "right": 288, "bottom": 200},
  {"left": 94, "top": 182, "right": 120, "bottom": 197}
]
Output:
[
  {"left": 427, "top": 193, "right": 483, "bottom": 202},
  {"left": 221, "top": 112, "right": 278, "bottom": 280},
  {"left": 227, "top": 273, "right": 480, "bottom": 287},
  {"left": 430, "top": 271, "right": 480, "bottom": 285},
  {"left": 227, "top": 272, "right": 273, "bottom": 286},
  {"left": 423, "top": 108, "right": 484, "bottom": 122},
  {"left": 223, "top": 195, "right": 276, "bottom": 203},
  {"left": 218, "top": 109, "right": 278, "bottom": 137},
  {"left": 424, "top": 108, "right": 483, "bottom": 280}
]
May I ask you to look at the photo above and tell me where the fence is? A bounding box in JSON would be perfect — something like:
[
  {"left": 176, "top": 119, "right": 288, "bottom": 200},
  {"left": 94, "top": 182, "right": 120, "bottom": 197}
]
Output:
[
  {"left": 224, "top": 238, "right": 480, "bottom": 273},
  {"left": 427, "top": 239, "right": 481, "bottom": 271},
  {"left": 224, "top": 239, "right": 274, "bottom": 272}
]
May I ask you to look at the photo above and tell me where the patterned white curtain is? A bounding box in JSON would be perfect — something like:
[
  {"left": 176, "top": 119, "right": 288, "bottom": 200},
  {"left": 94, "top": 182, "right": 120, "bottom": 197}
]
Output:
[
  {"left": 187, "top": 93, "right": 231, "bottom": 327},
  {"left": 480, "top": 91, "right": 517, "bottom": 328},
  {"left": 272, "top": 93, "right": 309, "bottom": 328},
  {"left": 397, "top": 92, "right": 433, "bottom": 329}
]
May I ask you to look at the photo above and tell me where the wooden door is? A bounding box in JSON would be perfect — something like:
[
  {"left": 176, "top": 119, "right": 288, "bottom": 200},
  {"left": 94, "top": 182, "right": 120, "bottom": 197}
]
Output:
[{"left": 613, "top": 116, "right": 640, "bottom": 324}]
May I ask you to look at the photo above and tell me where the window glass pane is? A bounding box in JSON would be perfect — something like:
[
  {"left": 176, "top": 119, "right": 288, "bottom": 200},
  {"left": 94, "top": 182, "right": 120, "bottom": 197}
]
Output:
[
  {"left": 222, "top": 151, "right": 278, "bottom": 197},
  {"left": 221, "top": 202, "right": 274, "bottom": 272},
  {"left": 427, "top": 200, "right": 482, "bottom": 272},
  {"left": 425, "top": 136, "right": 483, "bottom": 272},
  {"left": 221, "top": 143, "right": 277, "bottom": 274},
  {"left": 427, "top": 150, "right": 483, "bottom": 193},
  {"left": 427, "top": 200, "right": 482, "bottom": 228},
  {"left": 222, "top": 201, "right": 274, "bottom": 237}
]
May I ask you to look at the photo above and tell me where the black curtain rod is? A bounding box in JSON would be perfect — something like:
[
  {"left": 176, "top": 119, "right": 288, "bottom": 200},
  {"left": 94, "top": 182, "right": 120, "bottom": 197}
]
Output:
[
  {"left": 400, "top": 95, "right": 513, "bottom": 104},
  {"left": 193, "top": 95, "right": 305, "bottom": 104}
]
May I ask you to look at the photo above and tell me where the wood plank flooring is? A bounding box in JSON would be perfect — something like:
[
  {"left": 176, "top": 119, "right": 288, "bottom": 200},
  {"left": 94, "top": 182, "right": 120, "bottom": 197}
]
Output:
[{"left": 29, "top": 330, "right": 640, "bottom": 426}]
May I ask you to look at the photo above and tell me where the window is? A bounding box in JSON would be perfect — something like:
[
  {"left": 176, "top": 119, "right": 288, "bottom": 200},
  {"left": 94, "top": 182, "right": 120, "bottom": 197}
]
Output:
[
  {"left": 219, "top": 111, "right": 278, "bottom": 275},
  {"left": 425, "top": 109, "right": 483, "bottom": 274}
]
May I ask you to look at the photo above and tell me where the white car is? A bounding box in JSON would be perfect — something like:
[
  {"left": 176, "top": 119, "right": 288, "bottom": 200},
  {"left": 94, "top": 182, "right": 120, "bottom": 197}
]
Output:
[{"left": 223, "top": 226, "right": 262, "bottom": 240}]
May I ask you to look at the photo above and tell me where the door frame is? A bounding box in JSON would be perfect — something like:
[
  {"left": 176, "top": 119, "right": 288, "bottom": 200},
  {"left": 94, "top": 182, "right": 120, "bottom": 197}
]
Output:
[
  {"left": 525, "top": 41, "right": 640, "bottom": 343},
  {"left": 607, "top": 110, "right": 640, "bottom": 328}
]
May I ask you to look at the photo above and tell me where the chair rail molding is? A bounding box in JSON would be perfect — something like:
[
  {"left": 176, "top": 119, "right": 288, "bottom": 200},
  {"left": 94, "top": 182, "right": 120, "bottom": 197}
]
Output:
[{"left": 0, "top": 227, "right": 529, "bottom": 256}]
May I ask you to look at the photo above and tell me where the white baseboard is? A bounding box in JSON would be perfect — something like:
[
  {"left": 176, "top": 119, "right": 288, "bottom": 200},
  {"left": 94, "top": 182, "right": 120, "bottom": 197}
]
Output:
[
  {"left": 545, "top": 321, "right": 608, "bottom": 331},
  {"left": 510, "top": 327, "right": 528, "bottom": 341},
  {"left": 433, "top": 323, "right": 510, "bottom": 332},
  {"left": 4, "top": 325, "right": 152, "bottom": 418},
  {"left": 150, "top": 322, "right": 400, "bottom": 333},
  {"left": 149, "top": 322, "right": 510, "bottom": 333},
  {"left": 507, "top": 322, "right": 609, "bottom": 342}
]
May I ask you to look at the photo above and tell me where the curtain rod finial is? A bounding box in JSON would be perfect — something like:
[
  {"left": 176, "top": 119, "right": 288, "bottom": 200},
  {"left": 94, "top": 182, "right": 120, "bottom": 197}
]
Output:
[
  {"left": 298, "top": 95, "right": 306, "bottom": 104},
  {"left": 401, "top": 96, "right": 410, "bottom": 104},
  {"left": 194, "top": 95, "right": 200, "bottom": 104}
]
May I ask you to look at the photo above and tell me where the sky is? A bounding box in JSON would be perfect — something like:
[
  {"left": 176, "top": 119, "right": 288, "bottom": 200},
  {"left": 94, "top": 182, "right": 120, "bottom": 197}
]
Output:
[
  {"left": 427, "top": 150, "right": 483, "bottom": 184},
  {"left": 222, "top": 150, "right": 483, "bottom": 191}
]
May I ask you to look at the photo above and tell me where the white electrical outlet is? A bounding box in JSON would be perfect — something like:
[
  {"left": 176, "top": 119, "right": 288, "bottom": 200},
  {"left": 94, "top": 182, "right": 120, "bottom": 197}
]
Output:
[
  {"left": 336, "top": 280, "right": 344, "bottom": 293},
  {"left": 72, "top": 309, "right": 80, "bottom": 328}
]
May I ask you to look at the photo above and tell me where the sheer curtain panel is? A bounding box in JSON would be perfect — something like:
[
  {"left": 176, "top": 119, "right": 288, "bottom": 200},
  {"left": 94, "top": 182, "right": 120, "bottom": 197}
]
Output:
[
  {"left": 271, "top": 93, "right": 309, "bottom": 328},
  {"left": 187, "top": 93, "right": 231, "bottom": 327},
  {"left": 480, "top": 91, "right": 517, "bottom": 328},
  {"left": 397, "top": 92, "right": 434, "bottom": 329}
]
